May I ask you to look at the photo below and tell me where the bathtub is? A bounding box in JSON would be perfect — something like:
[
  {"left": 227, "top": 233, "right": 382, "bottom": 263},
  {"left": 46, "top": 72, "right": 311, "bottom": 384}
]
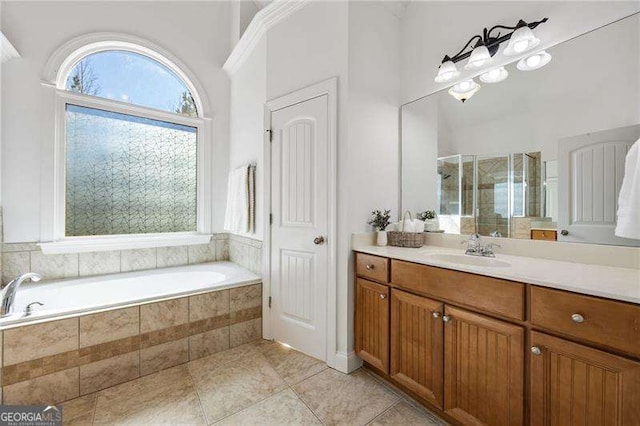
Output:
[{"left": 1, "top": 261, "right": 261, "bottom": 328}]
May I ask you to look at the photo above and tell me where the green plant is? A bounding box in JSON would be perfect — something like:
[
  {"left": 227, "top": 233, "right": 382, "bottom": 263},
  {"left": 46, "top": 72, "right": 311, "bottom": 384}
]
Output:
[
  {"left": 417, "top": 210, "right": 437, "bottom": 221},
  {"left": 367, "top": 209, "right": 391, "bottom": 231}
]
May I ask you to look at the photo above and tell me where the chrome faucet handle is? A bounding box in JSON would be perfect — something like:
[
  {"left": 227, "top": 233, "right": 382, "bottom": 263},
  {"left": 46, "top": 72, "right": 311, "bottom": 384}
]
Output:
[
  {"left": 482, "top": 243, "right": 501, "bottom": 257},
  {"left": 25, "top": 302, "right": 43, "bottom": 316}
]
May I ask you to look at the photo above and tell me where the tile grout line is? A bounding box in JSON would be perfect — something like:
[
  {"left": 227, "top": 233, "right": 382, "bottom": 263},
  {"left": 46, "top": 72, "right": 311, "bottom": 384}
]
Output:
[
  {"left": 90, "top": 392, "right": 99, "bottom": 425},
  {"left": 184, "top": 363, "right": 210, "bottom": 425},
  {"left": 365, "top": 399, "right": 401, "bottom": 426},
  {"left": 265, "top": 352, "right": 328, "bottom": 426},
  {"left": 195, "top": 344, "right": 278, "bottom": 425}
]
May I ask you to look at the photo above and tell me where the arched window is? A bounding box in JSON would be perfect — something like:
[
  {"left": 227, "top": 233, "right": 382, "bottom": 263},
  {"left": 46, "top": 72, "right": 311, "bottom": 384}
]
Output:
[
  {"left": 65, "top": 50, "right": 198, "bottom": 117},
  {"left": 50, "top": 42, "right": 210, "bottom": 245}
]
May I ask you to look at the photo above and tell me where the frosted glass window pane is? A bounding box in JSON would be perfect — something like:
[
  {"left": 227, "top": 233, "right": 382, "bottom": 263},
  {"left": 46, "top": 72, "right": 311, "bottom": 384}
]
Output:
[{"left": 65, "top": 104, "right": 197, "bottom": 236}]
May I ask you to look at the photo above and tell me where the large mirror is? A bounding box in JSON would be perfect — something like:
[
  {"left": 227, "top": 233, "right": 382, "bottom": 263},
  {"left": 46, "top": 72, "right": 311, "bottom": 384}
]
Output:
[{"left": 401, "top": 13, "right": 640, "bottom": 246}]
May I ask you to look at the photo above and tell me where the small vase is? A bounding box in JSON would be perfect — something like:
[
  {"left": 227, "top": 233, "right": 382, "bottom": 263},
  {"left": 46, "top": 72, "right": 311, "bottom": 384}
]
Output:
[{"left": 376, "top": 231, "right": 388, "bottom": 246}]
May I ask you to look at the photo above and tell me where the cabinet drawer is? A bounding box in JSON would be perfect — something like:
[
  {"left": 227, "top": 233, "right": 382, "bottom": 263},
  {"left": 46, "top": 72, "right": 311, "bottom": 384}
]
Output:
[
  {"left": 391, "top": 260, "right": 524, "bottom": 320},
  {"left": 530, "top": 229, "right": 557, "bottom": 241},
  {"left": 356, "top": 253, "right": 390, "bottom": 283},
  {"left": 531, "top": 286, "right": 640, "bottom": 357}
]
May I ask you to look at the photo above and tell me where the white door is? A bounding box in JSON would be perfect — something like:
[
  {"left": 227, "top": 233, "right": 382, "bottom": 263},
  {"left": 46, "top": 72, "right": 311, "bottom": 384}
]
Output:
[
  {"left": 270, "top": 95, "right": 328, "bottom": 360},
  {"left": 558, "top": 124, "right": 640, "bottom": 246}
]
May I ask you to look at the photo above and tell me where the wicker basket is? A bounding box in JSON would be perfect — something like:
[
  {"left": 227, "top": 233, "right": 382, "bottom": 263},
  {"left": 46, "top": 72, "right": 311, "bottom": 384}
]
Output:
[{"left": 387, "top": 211, "right": 425, "bottom": 248}]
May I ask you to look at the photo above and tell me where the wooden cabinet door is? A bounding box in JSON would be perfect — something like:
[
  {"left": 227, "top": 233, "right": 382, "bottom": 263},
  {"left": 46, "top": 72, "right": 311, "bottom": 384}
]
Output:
[
  {"left": 444, "top": 306, "right": 524, "bottom": 425},
  {"left": 355, "top": 278, "right": 390, "bottom": 373},
  {"left": 530, "top": 332, "right": 640, "bottom": 426},
  {"left": 390, "top": 289, "right": 444, "bottom": 408}
]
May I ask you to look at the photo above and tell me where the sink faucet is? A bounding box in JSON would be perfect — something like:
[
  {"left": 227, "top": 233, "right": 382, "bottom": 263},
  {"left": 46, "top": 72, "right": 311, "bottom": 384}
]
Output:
[
  {"left": 462, "top": 235, "right": 500, "bottom": 258},
  {"left": 462, "top": 233, "right": 483, "bottom": 256},
  {"left": 1, "top": 273, "right": 41, "bottom": 318}
]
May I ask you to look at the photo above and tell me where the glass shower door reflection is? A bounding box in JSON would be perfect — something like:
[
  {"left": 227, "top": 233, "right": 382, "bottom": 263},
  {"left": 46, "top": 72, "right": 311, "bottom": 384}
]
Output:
[{"left": 476, "top": 155, "right": 510, "bottom": 237}]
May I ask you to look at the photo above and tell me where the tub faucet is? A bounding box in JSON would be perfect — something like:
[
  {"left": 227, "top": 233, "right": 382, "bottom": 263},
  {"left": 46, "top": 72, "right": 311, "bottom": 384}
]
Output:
[{"left": 1, "top": 273, "right": 41, "bottom": 318}]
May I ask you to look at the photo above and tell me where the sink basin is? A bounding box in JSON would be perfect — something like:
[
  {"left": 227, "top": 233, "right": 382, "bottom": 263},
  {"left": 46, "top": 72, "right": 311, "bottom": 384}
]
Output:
[{"left": 428, "top": 253, "right": 511, "bottom": 268}]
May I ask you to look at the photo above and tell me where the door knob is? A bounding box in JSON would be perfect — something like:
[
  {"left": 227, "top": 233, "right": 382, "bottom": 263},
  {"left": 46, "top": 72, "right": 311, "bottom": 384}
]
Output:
[
  {"left": 313, "top": 236, "right": 325, "bottom": 245},
  {"left": 560, "top": 229, "right": 569, "bottom": 236}
]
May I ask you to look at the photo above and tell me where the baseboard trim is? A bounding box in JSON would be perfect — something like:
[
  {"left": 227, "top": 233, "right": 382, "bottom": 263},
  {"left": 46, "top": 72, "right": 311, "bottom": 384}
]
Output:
[{"left": 334, "top": 350, "right": 362, "bottom": 374}]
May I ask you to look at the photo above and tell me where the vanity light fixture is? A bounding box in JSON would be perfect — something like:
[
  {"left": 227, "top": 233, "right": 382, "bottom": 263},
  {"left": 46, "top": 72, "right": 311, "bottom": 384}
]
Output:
[
  {"left": 434, "top": 57, "right": 460, "bottom": 83},
  {"left": 448, "top": 79, "right": 481, "bottom": 103},
  {"left": 516, "top": 50, "right": 552, "bottom": 71},
  {"left": 465, "top": 42, "right": 492, "bottom": 70},
  {"left": 503, "top": 21, "right": 541, "bottom": 56},
  {"left": 434, "top": 17, "right": 548, "bottom": 102},
  {"left": 479, "top": 66, "right": 509, "bottom": 84}
]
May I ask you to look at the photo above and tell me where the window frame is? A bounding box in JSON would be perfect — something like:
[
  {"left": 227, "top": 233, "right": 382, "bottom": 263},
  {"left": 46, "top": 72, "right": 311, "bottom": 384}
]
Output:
[{"left": 40, "top": 45, "right": 213, "bottom": 254}]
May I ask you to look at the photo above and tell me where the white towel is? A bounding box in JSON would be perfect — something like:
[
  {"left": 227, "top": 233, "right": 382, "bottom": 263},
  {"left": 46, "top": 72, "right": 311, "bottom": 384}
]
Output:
[
  {"left": 248, "top": 164, "right": 256, "bottom": 234},
  {"left": 224, "top": 166, "right": 249, "bottom": 234},
  {"left": 615, "top": 139, "right": 640, "bottom": 239}
]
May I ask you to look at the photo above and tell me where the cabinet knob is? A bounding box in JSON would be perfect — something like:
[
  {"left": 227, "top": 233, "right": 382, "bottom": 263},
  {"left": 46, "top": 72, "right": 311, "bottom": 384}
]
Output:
[
  {"left": 380, "top": 294, "right": 386, "bottom": 299},
  {"left": 442, "top": 315, "right": 451, "bottom": 323},
  {"left": 560, "top": 229, "right": 569, "bottom": 236},
  {"left": 531, "top": 346, "right": 542, "bottom": 355},
  {"left": 365, "top": 264, "right": 374, "bottom": 270},
  {"left": 432, "top": 311, "right": 441, "bottom": 319},
  {"left": 571, "top": 313, "right": 584, "bottom": 323}
]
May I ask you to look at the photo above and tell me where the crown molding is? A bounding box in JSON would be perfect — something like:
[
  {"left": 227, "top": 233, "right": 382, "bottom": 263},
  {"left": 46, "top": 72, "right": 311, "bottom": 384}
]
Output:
[
  {"left": 223, "top": 0, "right": 310, "bottom": 76},
  {"left": 1, "top": 31, "right": 20, "bottom": 63}
]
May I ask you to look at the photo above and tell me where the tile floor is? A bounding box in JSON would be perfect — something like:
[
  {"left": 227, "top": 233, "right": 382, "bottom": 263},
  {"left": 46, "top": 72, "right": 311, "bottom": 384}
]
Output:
[{"left": 60, "top": 339, "right": 447, "bottom": 425}]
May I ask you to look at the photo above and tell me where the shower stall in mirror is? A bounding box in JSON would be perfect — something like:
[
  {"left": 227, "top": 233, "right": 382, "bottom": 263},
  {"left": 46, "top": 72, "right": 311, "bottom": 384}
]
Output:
[{"left": 437, "top": 152, "right": 542, "bottom": 238}]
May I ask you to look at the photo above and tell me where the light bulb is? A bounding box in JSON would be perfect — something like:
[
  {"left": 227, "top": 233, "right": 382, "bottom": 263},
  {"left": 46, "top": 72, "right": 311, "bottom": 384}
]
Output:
[
  {"left": 479, "top": 67, "right": 508, "bottom": 84},
  {"left": 448, "top": 79, "right": 481, "bottom": 102},
  {"left": 465, "top": 45, "right": 492, "bottom": 70},
  {"left": 504, "top": 25, "right": 540, "bottom": 56},
  {"left": 434, "top": 60, "right": 460, "bottom": 83},
  {"left": 513, "top": 40, "right": 529, "bottom": 53},
  {"left": 526, "top": 54, "right": 541, "bottom": 67},
  {"left": 517, "top": 50, "right": 552, "bottom": 71}
]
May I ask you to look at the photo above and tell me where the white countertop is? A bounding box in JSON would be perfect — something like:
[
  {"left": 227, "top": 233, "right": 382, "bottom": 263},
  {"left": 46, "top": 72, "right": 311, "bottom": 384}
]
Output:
[{"left": 355, "top": 245, "right": 640, "bottom": 304}]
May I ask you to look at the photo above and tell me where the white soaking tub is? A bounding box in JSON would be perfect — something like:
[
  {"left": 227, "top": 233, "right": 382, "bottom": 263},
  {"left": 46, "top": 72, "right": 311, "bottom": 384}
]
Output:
[{"left": 0, "top": 261, "right": 261, "bottom": 328}]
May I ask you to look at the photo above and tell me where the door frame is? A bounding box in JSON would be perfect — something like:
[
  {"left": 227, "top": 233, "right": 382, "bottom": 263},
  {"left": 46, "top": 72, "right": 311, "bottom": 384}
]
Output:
[{"left": 263, "top": 77, "right": 338, "bottom": 367}]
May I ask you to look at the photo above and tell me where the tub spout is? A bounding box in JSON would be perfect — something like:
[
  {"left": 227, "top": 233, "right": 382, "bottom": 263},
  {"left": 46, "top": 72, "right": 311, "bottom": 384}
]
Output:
[{"left": 1, "top": 273, "right": 41, "bottom": 318}]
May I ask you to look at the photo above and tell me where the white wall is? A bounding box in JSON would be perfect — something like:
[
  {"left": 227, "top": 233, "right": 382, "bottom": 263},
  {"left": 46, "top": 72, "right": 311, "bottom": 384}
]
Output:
[
  {"left": 401, "top": 1, "right": 640, "bottom": 104},
  {"left": 229, "top": 37, "right": 267, "bottom": 240},
  {"left": 0, "top": 1, "right": 231, "bottom": 242},
  {"left": 346, "top": 1, "right": 401, "bottom": 361}
]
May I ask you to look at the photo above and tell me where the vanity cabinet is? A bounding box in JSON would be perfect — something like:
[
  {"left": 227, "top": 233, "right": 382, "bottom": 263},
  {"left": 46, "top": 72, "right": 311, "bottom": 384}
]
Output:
[
  {"left": 355, "top": 278, "right": 390, "bottom": 373},
  {"left": 530, "top": 332, "right": 640, "bottom": 426},
  {"left": 355, "top": 253, "right": 525, "bottom": 425},
  {"left": 354, "top": 251, "right": 639, "bottom": 426},
  {"left": 444, "top": 306, "right": 524, "bottom": 425},
  {"left": 390, "top": 289, "right": 444, "bottom": 408}
]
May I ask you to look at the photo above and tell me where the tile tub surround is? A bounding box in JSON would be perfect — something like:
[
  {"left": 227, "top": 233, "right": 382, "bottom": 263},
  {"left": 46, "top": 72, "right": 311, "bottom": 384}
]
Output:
[
  {"left": 0, "top": 282, "right": 262, "bottom": 405},
  {"left": 1, "top": 234, "right": 230, "bottom": 284},
  {"left": 228, "top": 234, "right": 262, "bottom": 275},
  {"left": 59, "top": 340, "right": 447, "bottom": 425}
]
